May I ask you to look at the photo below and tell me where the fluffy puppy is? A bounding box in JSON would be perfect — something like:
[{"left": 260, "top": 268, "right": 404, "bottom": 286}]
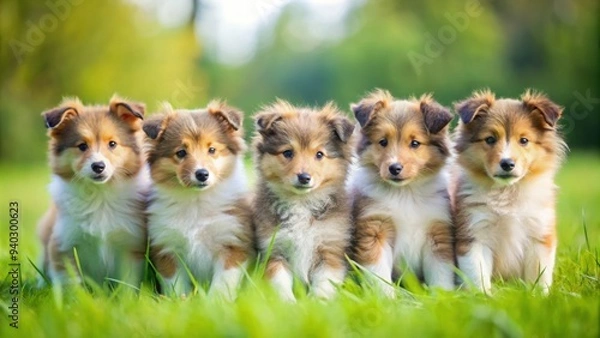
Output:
[
  {"left": 349, "top": 90, "right": 455, "bottom": 295},
  {"left": 38, "top": 96, "right": 148, "bottom": 287},
  {"left": 144, "top": 101, "right": 253, "bottom": 300},
  {"left": 252, "top": 100, "right": 355, "bottom": 301},
  {"left": 453, "top": 89, "right": 567, "bottom": 293}
]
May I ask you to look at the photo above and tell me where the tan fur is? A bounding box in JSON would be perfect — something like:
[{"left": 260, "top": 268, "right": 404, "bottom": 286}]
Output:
[
  {"left": 48, "top": 235, "right": 71, "bottom": 275},
  {"left": 252, "top": 100, "right": 355, "bottom": 300},
  {"left": 45, "top": 97, "right": 145, "bottom": 181},
  {"left": 144, "top": 102, "right": 254, "bottom": 298},
  {"left": 223, "top": 246, "right": 250, "bottom": 270},
  {"left": 452, "top": 89, "right": 566, "bottom": 292},
  {"left": 265, "top": 259, "right": 288, "bottom": 279},
  {"left": 427, "top": 221, "right": 455, "bottom": 262},
  {"left": 151, "top": 247, "right": 177, "bottom": 278},
  {"left": 144, "top": 102, "right": 245, "bottom": 190},
  {"left": 37, "top": 204, "right": 57, "bottom": 273},
  {"left": 350, "top": 90, "right": 455, "bottom": 291},
  {"left": 38, "top": 96, "right": 148, "bottom": 286}
]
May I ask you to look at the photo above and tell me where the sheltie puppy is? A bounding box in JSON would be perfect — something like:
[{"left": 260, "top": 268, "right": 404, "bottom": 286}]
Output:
[
  {"left": 453, "top": 90, "right": 567, "bottom": 293},
  {"left": 38, "top": 96, "right": 148, "bottom": 287},
  {"left": 349, "top": 90, "right": 456, "bottom": 295},
  {"left": 252, "top": 100, "right": 355, "bottom": 301},
  {"left": 144, "top": 101, "right": 253, "bottom": 300}
]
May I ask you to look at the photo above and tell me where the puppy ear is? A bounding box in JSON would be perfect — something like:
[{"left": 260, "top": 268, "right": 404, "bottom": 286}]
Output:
[
  {"left": 351, "top": 89, "right": 392, "bottom": 127},
  {"left": 330, "top": 116, "right": 355, "bottom": 143},
  {"left": 351, "top": 100, "right": 385, "bottom": 127},
  {"left": 454, "top": 90, "right": 495, "bottom": 124},
  {"left": 255, "top": 111, "right": 282, "bottom": 135},
  {"left": 420, "top": 95, "right": 453, "bottom": 134},
  {"left": 143, "top": 115, "right": 167, "bottom": 140},
  {"left": 321, "top": 102, "right": 355, "bottom": 143},
  {"left": 109, "top": 95, "right": 145, "bottom": 130},
  {"left": 208, "top": 100, "right": 243, "bottom": 132},
  {"left": 42, "top": 106, "right": 79, "bottom": 129},
  {"left": 522, "top": 90, "right": 562, "bottom": 128}
]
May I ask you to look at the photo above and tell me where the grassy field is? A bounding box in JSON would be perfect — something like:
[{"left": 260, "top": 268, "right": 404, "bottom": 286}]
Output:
[{"left": 0, "top": 152, "right": 599, "bottom": 337}]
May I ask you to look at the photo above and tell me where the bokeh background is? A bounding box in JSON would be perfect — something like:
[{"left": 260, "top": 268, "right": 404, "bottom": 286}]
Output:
[
  {"left": 0, "top": 3, "right": 599, "bottom": 337},
  {"left": 0, "top": 0, "right": 598, "bottom": 165}
]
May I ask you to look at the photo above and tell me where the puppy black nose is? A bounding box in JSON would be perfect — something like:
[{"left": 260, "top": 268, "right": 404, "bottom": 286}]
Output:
[
  {"left": 297, "top": 173, "right": 311, "bottom": 185},
  {"left": 388, "top": 163, "right": 403, "bottom": 176},
  {"left": 500, "top": 158, "right": 515, "bottom": 172},
  {"left": 91, "top": 161, "right": 105, "bottom": 174},
  {"left": 195, "top": 169, "right": 209, "bottom": 182}
]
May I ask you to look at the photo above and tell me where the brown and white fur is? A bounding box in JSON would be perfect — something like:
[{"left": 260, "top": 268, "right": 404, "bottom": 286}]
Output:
[
  {"left": 38, "top": 96, "right": 148, "bottom": 287},
  {"left": 144, "top": 101, "right": 253, "bottom": 300},
  {"left": 349, "top": 90, "right": 455, "bottom": 295},
  {"left": 252, "top": 100, "right": 355, "bottom": 301},
  {"left": 453, "top": 90, "right": 566, "bottom": 293}
]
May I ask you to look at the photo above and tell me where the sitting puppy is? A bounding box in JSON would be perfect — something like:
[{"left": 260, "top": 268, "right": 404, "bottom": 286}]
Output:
[
  {"left": 38, "top": 96, "right": 148, "bottom": 287},
  {"left": 453, "top": 90, "right": 567, "bottom": 293},
  {"left": 349, "top": 90, "right": 456, "bottom": 295},
  {"left": 144, "top": 101, "right": 253, "bottom": 300},
  {"left": 252, "top": 100, "right": 355, "bottom": 301}
]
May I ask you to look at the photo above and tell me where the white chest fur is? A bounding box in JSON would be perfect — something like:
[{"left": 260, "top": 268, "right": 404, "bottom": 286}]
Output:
[
  {"left": 49, "top": 169, "right": 149, "bottom": 278},
  {"left": 461, "top": 173, "right": 556, "bottom": 277},
  {"left": 350, "top": 167, "right": 452, "bottom": 274},
  {"left": 266, "top": 190, "right": 346, "bottom": 284},
  {"left": 148, "top": 162, "right": 248, "bottom": 280}
]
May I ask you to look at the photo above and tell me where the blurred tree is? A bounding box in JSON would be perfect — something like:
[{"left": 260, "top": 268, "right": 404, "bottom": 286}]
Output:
[
  {"left": 0, "top": 0, "right": 206, "bottom": 163},
  {"left": 201, "top": 0, "right": 599, "bottom": 149},
  {"left": 0, "top": 0, "right": 598, "bottom": 165}
]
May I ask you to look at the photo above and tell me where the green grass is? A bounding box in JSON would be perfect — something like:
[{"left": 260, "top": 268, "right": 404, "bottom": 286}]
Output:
[{"left": 1, "top": 152, "right": 599, "bottom": 337}]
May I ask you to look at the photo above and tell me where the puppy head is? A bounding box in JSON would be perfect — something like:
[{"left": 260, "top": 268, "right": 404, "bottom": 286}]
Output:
[
  {"left": 253, "top": 100, "right": 354, "bottom": 196},
  {"left": 352, "top": 89, "right": 453, "bottom": 186},
  {"left": 143, "top": 101, "right": 245, "bottom": 190},
  {"left": 42, "top": 95, "right": 145, "bottom": 184},
  {"left": 454, "top": 89, "right": 566, "bottom": 186}
]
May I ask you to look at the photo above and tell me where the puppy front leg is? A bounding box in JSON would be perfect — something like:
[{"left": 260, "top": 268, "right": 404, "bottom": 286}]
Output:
[
  {"left": 310, "top": 255, "right": 346, "bottom": 300},
  {"left": 153, "top": 250, "right": 189, "bottom": 296},
  {"left": 48, "top": 236, "right": 81, "bottom": 286},
  {"left": 118, "top": 250, "right": 144, "bottom": 290},
  {"left": 423, "top": 221, "right": 455, "bottom": 290},
  {"left": 209, "top": 248, "right": 249, "bottom": 301},
  {"left": 423, "top": 253, "right": 455, "bottom": 290},
  {"left": 456, "top": 242, "right": 493, "bottom": 293},
  {"left": 162, "top": 270, "right": 190, "bottom": 297},
  {"left": 354, "top": 218, "right": 396, "bottom": 297},
  {"left": 524, "top": 239, "right": 556, "bottom": 294},
  {"left": 266, "top": 258, "right": 296, "bottom": 302}
]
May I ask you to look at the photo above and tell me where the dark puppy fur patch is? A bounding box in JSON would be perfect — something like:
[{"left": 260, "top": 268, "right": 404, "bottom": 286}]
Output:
[{"left": 252, "top": 100, "right": 355, "bottom": 299}]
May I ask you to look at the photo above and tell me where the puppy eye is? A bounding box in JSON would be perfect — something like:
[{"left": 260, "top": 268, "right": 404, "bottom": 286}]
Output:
[
  {"left": 519, "top": 137, "right": 529, "bottom": 145},
  {"left": 379, "top": 138, "right": 388, "bottom": 147},
  {"left": 175, "top": 149, "right": 187, "bottom": 158},
  {"left": 77, "top": 143, "right": 88, "bottom": 151},
  {"left": 108, "top": 141, "right": 117, "bottom": 149},
  {"left": 410, "top": 140, "right": 421, "bottom": 148},
  {"left": 282, "top": 150, "right": 294, "bottom": 159},
  {"left": 485, "top": 136, "right": 497, "bottom": 145},
  {"left": 316, "top": 151, "right": 324, "bottom": 160},
  {"left": 208, "top": 147, "right": 216, "bottom": 154}
]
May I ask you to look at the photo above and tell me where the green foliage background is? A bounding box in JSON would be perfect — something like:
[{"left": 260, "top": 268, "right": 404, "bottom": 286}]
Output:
[
  {"left": 0, "top": 0, "right": 598, "bottom": 164},
  {"left": 0, "top": 1, "right": 598, "bottom": 336}
]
